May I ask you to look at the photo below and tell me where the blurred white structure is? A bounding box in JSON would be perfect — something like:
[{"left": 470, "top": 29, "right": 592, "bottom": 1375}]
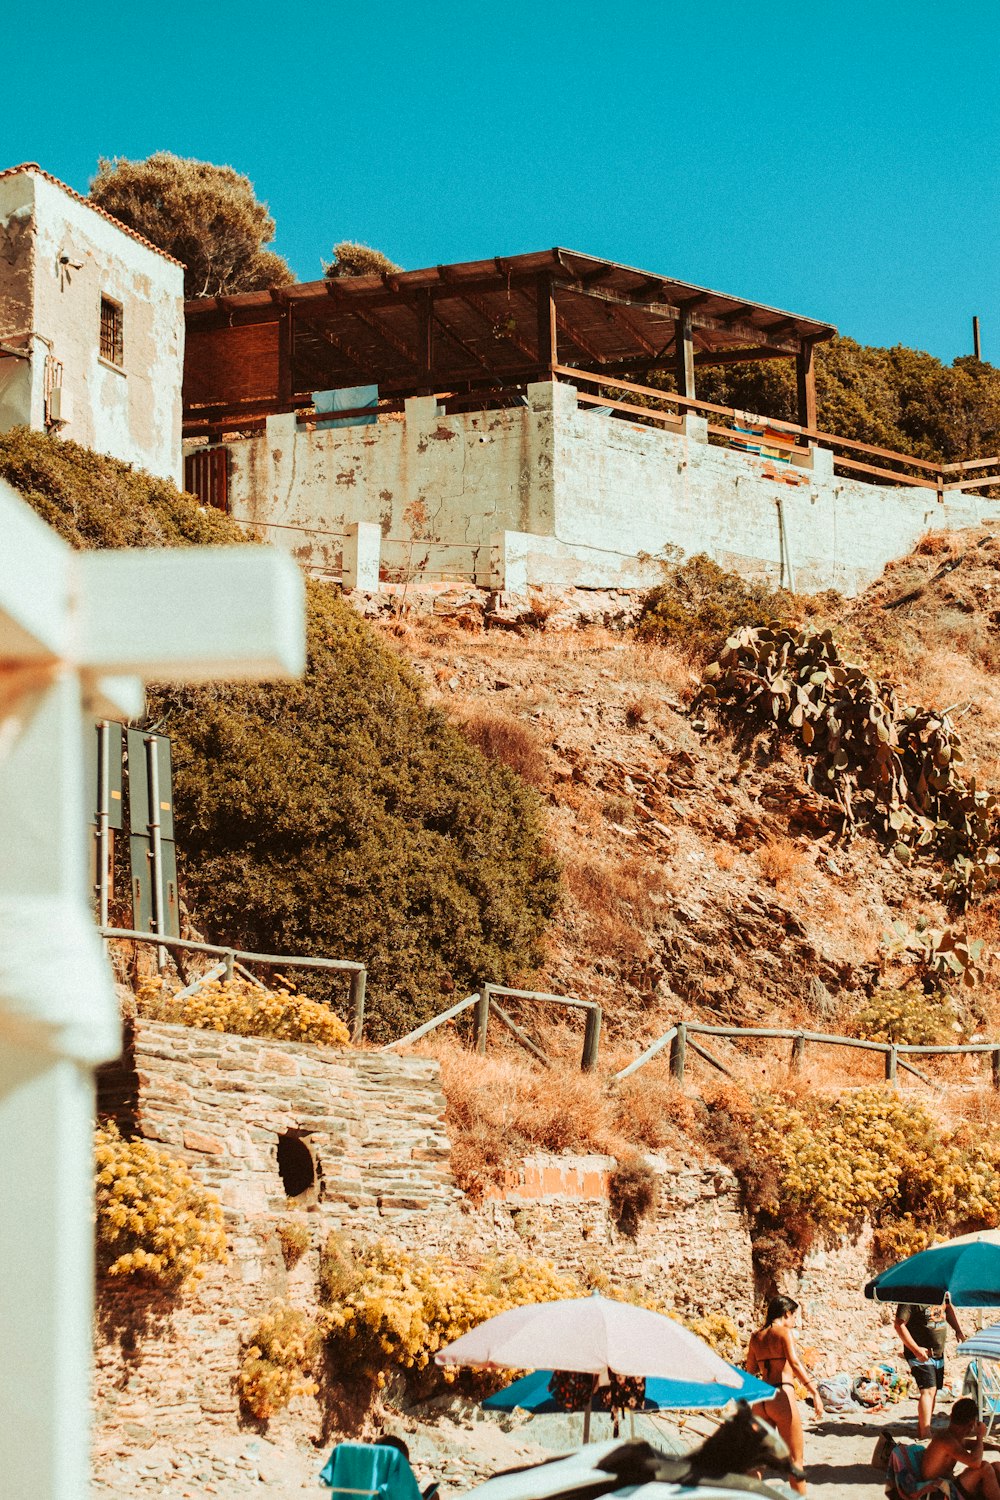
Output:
[{"left": 0, "top": 477, "right": 304, "bottom": 1499}]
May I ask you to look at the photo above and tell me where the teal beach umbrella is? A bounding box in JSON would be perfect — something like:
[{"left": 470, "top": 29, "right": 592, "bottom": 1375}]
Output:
[{"left": 865, "top": 1231, "right": 1000, "bottom": 1307}]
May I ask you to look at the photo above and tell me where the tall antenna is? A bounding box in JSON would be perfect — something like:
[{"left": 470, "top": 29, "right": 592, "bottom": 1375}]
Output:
[{"left": 973, "top": 316, "right": 982, "bottom": 361}]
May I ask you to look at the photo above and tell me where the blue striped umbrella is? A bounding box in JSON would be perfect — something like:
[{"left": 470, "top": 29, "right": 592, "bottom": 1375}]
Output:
[{"left": 957, "top": 1324, "right": 1000, "bottom": 1362}]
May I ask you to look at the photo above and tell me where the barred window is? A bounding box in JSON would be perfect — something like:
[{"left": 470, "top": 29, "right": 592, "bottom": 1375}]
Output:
[{"left": 99, "top": 296, "right": 124, "bottom": 366}]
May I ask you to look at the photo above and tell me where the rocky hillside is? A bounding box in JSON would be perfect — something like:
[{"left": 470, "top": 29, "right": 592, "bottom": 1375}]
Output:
[{"left": 368, "top": 527, "right": 1000, "bottom": 1077}]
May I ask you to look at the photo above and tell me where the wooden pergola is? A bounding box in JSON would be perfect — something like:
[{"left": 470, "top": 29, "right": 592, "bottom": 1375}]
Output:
[{"left": 183, "top": 247, "right": 835, "bottom": 435}]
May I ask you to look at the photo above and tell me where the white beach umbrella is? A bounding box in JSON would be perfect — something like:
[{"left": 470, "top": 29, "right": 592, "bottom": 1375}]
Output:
[{"left": 435, "top": 1293, "right": 742, "bottom": 1388}]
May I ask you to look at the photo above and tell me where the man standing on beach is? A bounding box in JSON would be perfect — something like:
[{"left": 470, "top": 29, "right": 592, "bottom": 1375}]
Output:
[{"left": 895, "top": 1300, "right": 967, "bottom": 1437}]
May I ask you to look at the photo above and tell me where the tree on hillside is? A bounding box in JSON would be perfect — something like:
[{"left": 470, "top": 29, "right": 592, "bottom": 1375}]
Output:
[
  {"left": 324, "top": 240, "right": 401, "bottom": 279},
  {"left": 693, "top": 337, "right": 1000, "bottom": 463},
  {"left": 89, "top": 153, "right": 295, "bottom": 299}
]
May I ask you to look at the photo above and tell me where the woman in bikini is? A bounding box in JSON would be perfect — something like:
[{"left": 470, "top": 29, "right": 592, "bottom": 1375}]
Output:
[{"left": 746, "top": 1296, "right": 824, "bottom": 1496}]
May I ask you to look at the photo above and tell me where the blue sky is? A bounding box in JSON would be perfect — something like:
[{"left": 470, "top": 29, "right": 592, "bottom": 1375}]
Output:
[{"left": 10, "top": 1, "right": 999, "bottom": 363}]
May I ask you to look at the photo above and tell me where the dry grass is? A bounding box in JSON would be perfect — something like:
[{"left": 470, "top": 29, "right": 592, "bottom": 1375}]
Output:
[
  {"left": 564, "top": 852, "right": 672, "bottom": 959},
  {"left": 612, "top": 1072, "right": 701, "bottom": 1148},
  {"left": 454, "top": 703, "right": 550, "bottom": 789},
  {"left": 757, "top": 836, "right": 808, "bottom": 892},
  {"left": 714, "top": 847, "right": 735, "bottom": 872}
]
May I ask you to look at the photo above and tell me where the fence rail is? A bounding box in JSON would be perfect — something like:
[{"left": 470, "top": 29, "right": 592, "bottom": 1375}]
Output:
[
  {"left": 556, "top": 366, "right": 1000, "bottom": 499},
  {"left": 100, "top": 927, "right": 367, "bottom": 1043},
  {"left": 384, "top": 983, "right": 603, "bottom": 1072},
  {"left": 612, "top": 1019, "right": 1000, "bottom": 1092}
]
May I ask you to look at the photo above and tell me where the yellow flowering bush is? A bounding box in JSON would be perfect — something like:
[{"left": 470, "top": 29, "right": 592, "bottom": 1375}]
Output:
[
  {"left": 852, "top": 986, "right": 962, "bottom": 1045},
  {"left": 137, "top": 975, "right": 350, "bottom": 1048},
  {"left": 237, "top": 1302, "right": 320, "bottom": 1420},
  {"left": 706, "top": 1087, "right": 1000, "bottom": 1278},
  {"left": 318, "top": 1235, "right": 580, "bottom": 1393},
  {"left": 95, "top": 1122, "right": 227, "bottom": 1287}
]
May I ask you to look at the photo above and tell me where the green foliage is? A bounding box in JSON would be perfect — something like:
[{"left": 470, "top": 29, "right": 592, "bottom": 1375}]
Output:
[
  {"left": 884, "top": 921, "right": 991, "bottom": 990},
  {"left": 6, "top": 428, "right": 560, "bottom": 1042},
  {"left": 152, "top": 586, "right": 560, "bottom": 1040},
  {"left": 89, "top": 152, "right": 294, "bottom": 299},
  {"left": 694, "top": 337, "right": 1000, "bottom": 464},
  {"left": 705, "top": 1088, "right": 1000, "bottom": 1281},
  {"left": 851, "top": 985, "right": 960, "bottom": 1045},
  {"left": 324, "top": 241, "right": 401, "bottom": 279},
  {"left": 699, "top": 624, "right": 999, "bottom": 905},
  {"left": 237, "top": 1302, "right": 319, "bottom": 1419},
  {"left": 95, "top": 1122, "right": 227, "bottom": 1287},
  {"left": 636, "top": 553, "right": 797, "bottom": 661},
  {"left": 0, "top": 427, "right": 240, "bottom": 550}
]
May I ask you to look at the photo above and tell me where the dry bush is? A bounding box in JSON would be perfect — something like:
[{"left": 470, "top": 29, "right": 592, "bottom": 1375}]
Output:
[
  {"left": 602, "top": 793, "right": 634, "bottom": 827},
  {"left": 612, "top": 1072, "right": 700, "bottom": 1148},
  {"left": 565, "top": 853, "right": 671, "bottom": 959},
  {"left": 434, "top": 1043, "right": 620, "bottom": 1195},
  {"left": 714, "top": 848, "right": 735, "bottom": 872},
  {"left": 915, "top": 531, "right": 966, "bottom": 557},
  {"left": 625, "top": 697, "right": 651, "bottom": 728},
  {"left": 456, "top": 704, "right": 550, "bottom": 789},
  {"left": 608, "top": 1155, "right": 659, "bottom": 1236},
  {"left": 277, "top": 1221, "right": 311, "bottom": 1269},
  {"left": 758, "top": 837, "right": 807, "bottom": 892}
]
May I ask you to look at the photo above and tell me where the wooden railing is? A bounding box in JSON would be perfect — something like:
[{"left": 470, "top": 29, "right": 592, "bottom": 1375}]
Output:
[
  {"left": 102, "top": 927, "right": 368, "bottom": 1043},
  {"left": 555, "top": 365, "right": 1000, "bottom": 498},
  {"left": 612, "top": 1020, "right": 1000, "bottom": 1092},
  {"left": 383, "top": 983, "right": 603, "bottom": 1072}
]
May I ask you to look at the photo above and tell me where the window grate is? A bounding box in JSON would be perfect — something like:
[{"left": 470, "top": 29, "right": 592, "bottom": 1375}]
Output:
[{"left": 100, "top": 296, "right": 124, "bottom": 366}]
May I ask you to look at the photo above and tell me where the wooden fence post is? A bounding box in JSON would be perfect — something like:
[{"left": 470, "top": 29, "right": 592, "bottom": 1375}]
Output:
[
  {"left": 223, "top": 948, "right": 235, "bottom": 984},
  {"left": 581, "top": 1005, "right": 602, "bottom": 1072},
  {"left": 791, "top": 1034, "right": 805, "bottom": 1071},
  {"left": 474, "top": 985, "right": 491, "bottom": 1053},
  {"left": 885, "top": 1045, "right": 898, "bottom": 1084},
  {"left": 993, "top": 1049, "right": 1000, "bottom": 1092},
  {"left": 349, "top": 968, "right": 366, "bottom": 1045},
  {"left": 670, "top": 1022, "right": 687, "bottom": 1083}
]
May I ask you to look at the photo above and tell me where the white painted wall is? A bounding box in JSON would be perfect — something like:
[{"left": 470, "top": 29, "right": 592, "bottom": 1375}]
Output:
[
  {"left": 214, "top": 381, "right": 998, "bottom": 597},
  {"left": 0, "top": 169, "right": 184, "bottom": 483}
]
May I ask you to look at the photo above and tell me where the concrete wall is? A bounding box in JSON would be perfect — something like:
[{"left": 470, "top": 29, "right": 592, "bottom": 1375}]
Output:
[
  {"left": 212, "top": 382, "right": 996, "bottom": 597},
  {"left": 0, "top": 169, "right": 184, "bottom": 483}
]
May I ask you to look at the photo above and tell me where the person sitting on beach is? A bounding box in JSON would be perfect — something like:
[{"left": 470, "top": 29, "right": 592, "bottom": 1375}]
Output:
[
  {"left": 746, "top": 1296, "right": 824, "bottom": 1496},
  {"left": 921, "top": 1397, "right": 1000, "bottom": 1499}
]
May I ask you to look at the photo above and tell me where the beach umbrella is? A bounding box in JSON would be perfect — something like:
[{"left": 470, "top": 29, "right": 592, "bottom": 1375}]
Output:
[
  {"left": 864, "top": 1231, "right": 1000, "bottom": 1307},
  {"left": 436, "top": 1294, "right": 743, "bottom": 1386},
  {"left": 482, "top": 1365, "right": 775, "bottom": 1414},
  {"left": 437, "top": 1293, "right": 742, "bottom": 1440}
]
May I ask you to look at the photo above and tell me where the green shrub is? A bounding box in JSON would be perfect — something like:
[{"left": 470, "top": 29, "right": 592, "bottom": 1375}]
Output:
[
  {"left": 2, "top": 429, "right": 560, "bottom": 1043},
  {"left": 636, "top": 553, "right": 796, "bottom": 662}
]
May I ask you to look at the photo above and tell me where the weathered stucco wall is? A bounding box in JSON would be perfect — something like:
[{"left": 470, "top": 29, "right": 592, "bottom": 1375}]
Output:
[
  {"left": 213, "top": 382, "right": 995, "bottom": 597},
  {"left": 0, "top": 168, "right": 184, "bottom": 482}
]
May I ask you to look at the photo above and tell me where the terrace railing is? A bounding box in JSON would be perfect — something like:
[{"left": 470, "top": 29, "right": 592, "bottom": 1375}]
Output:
[{"left": 555, "top": 365, "right": 1000, "bottom": 498}]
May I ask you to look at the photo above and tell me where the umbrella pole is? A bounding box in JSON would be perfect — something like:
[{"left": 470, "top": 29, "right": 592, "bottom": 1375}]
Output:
[
  {"left": 583, "top": 1397, "right": 591, "bottom": 1445},
  {"left": 980, "top": 1361, "right": 985, "bottom": 1425}
]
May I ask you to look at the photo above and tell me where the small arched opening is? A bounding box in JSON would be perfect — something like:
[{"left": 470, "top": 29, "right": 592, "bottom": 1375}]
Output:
[{"left": 276, "top": 1131, "right": 316, "bottom": 1201}]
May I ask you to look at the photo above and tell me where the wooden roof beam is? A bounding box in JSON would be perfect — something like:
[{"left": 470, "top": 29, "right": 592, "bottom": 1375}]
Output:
[
  {"left": 348, "top": 307, "right": 422, "bottom": 369},
  {"left": 295, "top": 316, "right": 371, "bottom": 384},
  {"left": 459, "top": 290, "right": 538, "bottom": 364},
  {"left": 694, "top": 346, "right": 798, "bottom": 367}
]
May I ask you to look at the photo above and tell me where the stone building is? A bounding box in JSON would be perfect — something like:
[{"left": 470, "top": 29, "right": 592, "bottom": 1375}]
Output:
[{"left": 0, "top": 163, "right": 184, "bottom": 483}]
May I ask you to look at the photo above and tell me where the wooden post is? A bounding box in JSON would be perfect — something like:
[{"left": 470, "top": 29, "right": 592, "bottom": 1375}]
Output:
[
  {"left": 276, "top": 301, "right": 294, "bottom": 409},
  {"left": 796, "top": 340, "right": 817, "bottom": 432},
  {"left": 349, "top": 968, "right": 366, "bottom": 1045},
  {"left": 670, "top": 1022, "right": 688, "bottom": 1082},
  {"left": 581, "top": 1005, "right": 602, "bottom": 1073},
  {"left": 885, "top": 1045, "right": 898, "bottom": 1084},
  {"left": 992, "top": 1048, "right": 1000, "bottom": 1091},
  {"left": 791, "top": 1033, "right": 805, "bottom": 1071},
  {"left": 223, "top": 948, "right": 235, "bottom": 985},
  {"left": 418, "top": 290, "right": 434, "bottom": 393},
  {"left": 974, "top": 316, "right": 982, "bottom": 361},
  {"left": 474, "top": 984, "right": 491, "bottom": 1053},
  {"left": 536, "top": 273, "right": 558, "bottom": 378},
  {"left": 675, "top": 307, "right": 696, "bottom": 400}
]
